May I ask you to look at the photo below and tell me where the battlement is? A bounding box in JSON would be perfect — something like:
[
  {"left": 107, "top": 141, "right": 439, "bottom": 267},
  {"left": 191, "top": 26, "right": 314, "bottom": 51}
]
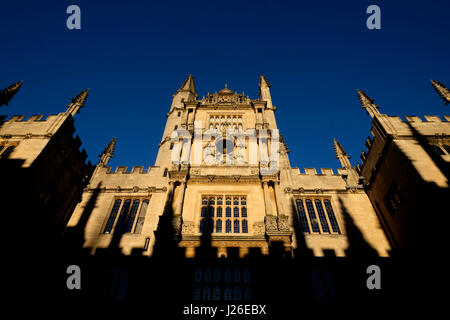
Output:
[
  {"left": 5, "top": 114, "right": 54, "bottom": 122},
  {"left": 103, "top": 165, "right": 158, "bottom": 174},
  {"left": 291, "top": 167, "right": 343, "bottom": 176},
  {"left": 402, "top": 115, "right": 450, "bottom": 123}
]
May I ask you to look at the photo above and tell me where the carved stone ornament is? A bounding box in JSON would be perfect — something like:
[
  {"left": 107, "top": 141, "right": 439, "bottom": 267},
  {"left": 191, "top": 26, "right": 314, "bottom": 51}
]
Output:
[
  {"left": 284, "top": 187, "right": 292, "bottom": 194},
  {"left": 253, "top": 222, "right": 265, "bottom": 234},
  {"left": 264, "top": 215, "right": 278, "bottom": 232},
  {"left": 172, "top": 215, "right": 182, "bottom": 234},
  {"left": 277, "top": 215, "right": 290, "bottom": 231},
  {"left": 182, "top": 221, "right": 195, "bottom": 234}
]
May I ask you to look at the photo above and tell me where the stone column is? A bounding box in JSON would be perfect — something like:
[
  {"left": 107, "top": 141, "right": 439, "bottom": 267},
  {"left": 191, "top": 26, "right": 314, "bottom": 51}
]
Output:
[
  {"left": 262, "top": 181, "right": 272, "bottom": 215},
  {"left": 175, "top": 181, "right": 186, "bottom": 216},
  {"left": 273, "top": 181, "right": 284, "bottom": 216},
  {"left": 165, "top": 181, "right": 175, "bottom": 211},
  {"left": 263, "top": 181, "right": 277, "bottom": 232}
]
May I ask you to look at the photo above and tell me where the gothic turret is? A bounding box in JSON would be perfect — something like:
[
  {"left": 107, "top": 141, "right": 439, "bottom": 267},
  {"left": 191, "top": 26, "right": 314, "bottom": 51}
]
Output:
[
  {"left": 431, "top": 80, "right": 450, "bottom": 105},
  {"left": 176, "top": 74, "right": 197, "bottom": 96},
  {"left": 333, "top": 138, "right": 360, "bottom": 186},
  {"left": 258, "top": 75, "right": 273, "bottom": 109},
  {"left": 99, "top": 137, "right": 116, "bottom": 167},
  {"left": 333, "top": 138, "right": 351, "bottom": 169},
  {"left": 357, "top": 89, "right": 380, "bottom": 118},
  {"left": 66, "top": 89, "right": 89, "bottom": 116},
  {"left": 0, "top": 81, "right": 22, "bottom": 107},
  {"left": 169, "top": 75, "right": 197, "bottom": 113}
]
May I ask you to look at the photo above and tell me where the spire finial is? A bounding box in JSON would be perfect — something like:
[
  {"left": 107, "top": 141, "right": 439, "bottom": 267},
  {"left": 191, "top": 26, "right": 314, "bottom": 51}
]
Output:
[
  {"left": 333, "top": 138, "right": 349, "bottom": 159},
  {"left": 225, "top": 83, "right": 228, "bottom": 88},
  {"left": 333, "top": 138, "right": 352, "bottom": 169},
  {"left": 431, "top": 80, "right": 450, "bottom": 105},
  {"left": 99, "top": 137, "right": 116, "bottom": 166},
  {"left": 259, "top": 75, "right": 271, "bottom": 88},
  {"left": 176, "top": 74, "right": 197, "bottom": 96},
  {"left": 66, "top": 88, "right": 89, "bottom": 116},
  {"left": 0, "top": 81, "right": 23, "bottom": 107},
  {"left": 357, "top": 89, "right": 380, "bottom": 118},
  {"left": 71, "top": 88, "right": 89, "bottom": 105}
]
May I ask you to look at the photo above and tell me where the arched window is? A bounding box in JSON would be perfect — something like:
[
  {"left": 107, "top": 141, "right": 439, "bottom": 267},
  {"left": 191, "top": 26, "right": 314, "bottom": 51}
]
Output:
[
  {"left": 305, "top": 199, "right": 320, "bottom": 233},
  {"left": 233, "top": 207, "right": 239, "bottom": 217},
  {"left": 203, "top": 286, "right": 211, "bottom": 301},
  {"left": 234, "top": 287, "right": 242, "bottom": 300},
  {"left": 241, "top": 197, "right": 246, "bottom": 205},
  {"left": 217, "top": 197, "right": 223, "bottom": 205},
  {"left": 226, "top": 220, "right": 232, "bottom": 233},
  {"left": 324, "top": 200, "right": 341, "bottom": 234},
  {"left": 244, "top": 286, "right": 251, "bottom": 301},
  {"left": 224, "top": 286, "right": 232, "bottom": 300},
  {"left": 204, "top": 267, "right": 211, "bottom": 282},
  {"left": 201, "top": 207, "right": 207, "bottom": 217},
  {"left": 296, "top": 199, "right": 310, "bottom": 233},
  {"left": 209, "top": 197, "right": 215, "bottom": 205},
  {"left": 241, "top": 207, "right": 247, "bottom": 217},
  {"left": 199, "top": 219, "right": 205, "bottom": 233},
  {"left": 104, "top": 199, "right": 122, "bottom": 234},
  {"left": 202, "top": 198, "right": 208, "bottom": 205},
  {"left": 243, "top": 268, "right": 251, "bottom": 283},
  {"left": 217, "top": 207, "right": 222, "bottom": 217},
  {"left": 315, "top": 199, "right": 330, "bottom": 233},
  {"left": 234, "top": 220, "right": 240, "bottom": 233},
  {"left": 216, "top": 219, "right": 222, "bottom": 233},
  {"left": 224, "top": 268, "right": 232, "bottom": 282},
  {"left": 233, "top": 197, "right": 239, "bottom": 205},
  {"left": 213, "top": 267, "right": 221, "bottom": 282},
  {"left": 114, "top": 199, "right": 131, "bottom": 233},
  {"left": 213, "top": 286, "right": 221, "bottom": 301},
  {"left": 226, "top": 207, "right": 231, "bottom": 217},
  {"left": 208, "top": 206, "right": 214, "bottom": 217},
  {"left": 124, "top": 199, "right": 140, "bottom": 233},
  {"left": 208, "top": 220, "right": 214, "bottom": 234},
  {"left": 226, "top": 197, "right": 231, "bottom": 205},
  {"left": 134, "top": 199, "right": 149, "bottom": 234},
  {"left": 174, "top": 125, "right": 178, "bottom": 130},
  {"left": 242, "top": 220, "right": 248, "bottom": 233},
  {"left": 169, "top": 143, "right": 174, "bottom": 150},
  {"left": 233, "top": 268, "right": 241, "bottom": 282}
]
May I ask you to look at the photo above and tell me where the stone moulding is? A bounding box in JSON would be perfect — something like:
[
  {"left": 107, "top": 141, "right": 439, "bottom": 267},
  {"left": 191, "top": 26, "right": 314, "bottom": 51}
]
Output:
[{"left": 84, "top": 186, "right": 166, "bottom": 193}]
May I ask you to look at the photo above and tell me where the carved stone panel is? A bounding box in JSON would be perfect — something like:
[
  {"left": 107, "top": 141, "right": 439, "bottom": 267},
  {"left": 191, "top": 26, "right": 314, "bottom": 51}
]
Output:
[
  {"left": 264, "top": 215, "right": 278, "bottom": 232},
  {"left": 253, "top": 222, "right": 265, "bottom": 235},
  {"left": 277, "top": 214, "right": 290, "bottom": 231},
  {"left": 182, "top": 221, "right": 195, "bottom": 235},
  {"left": 172, "top": 214, "right": 182, "bottom": 235}
]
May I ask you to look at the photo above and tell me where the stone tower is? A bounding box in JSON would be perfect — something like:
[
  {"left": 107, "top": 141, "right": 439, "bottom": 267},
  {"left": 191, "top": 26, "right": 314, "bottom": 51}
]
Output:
[{"left": 66, "top": 75, "right": 391, "bottom": 258}]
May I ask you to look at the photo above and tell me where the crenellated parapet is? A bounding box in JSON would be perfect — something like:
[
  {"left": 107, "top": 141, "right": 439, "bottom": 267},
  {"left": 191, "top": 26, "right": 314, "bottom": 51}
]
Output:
[{"left": 289, "top": 167, "right": 353, "bottom": 191}]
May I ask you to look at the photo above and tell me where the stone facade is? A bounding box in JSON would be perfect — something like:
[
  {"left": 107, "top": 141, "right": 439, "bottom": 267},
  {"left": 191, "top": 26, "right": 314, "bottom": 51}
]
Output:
[
  {"left": 357, "top": 89, "right": 450, "bottom": 251},
  {"left": 0, "top": 87, "right": 93, "bottom": 245},
  {"left": 65, "top": 75, "right": 396, "bottom": 258}
]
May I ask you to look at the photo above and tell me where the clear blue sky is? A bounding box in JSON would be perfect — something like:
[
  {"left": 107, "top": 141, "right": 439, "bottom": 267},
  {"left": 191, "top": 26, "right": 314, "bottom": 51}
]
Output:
[{"left": 1, "top": 0, "right": 449, "bottom": 171}]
